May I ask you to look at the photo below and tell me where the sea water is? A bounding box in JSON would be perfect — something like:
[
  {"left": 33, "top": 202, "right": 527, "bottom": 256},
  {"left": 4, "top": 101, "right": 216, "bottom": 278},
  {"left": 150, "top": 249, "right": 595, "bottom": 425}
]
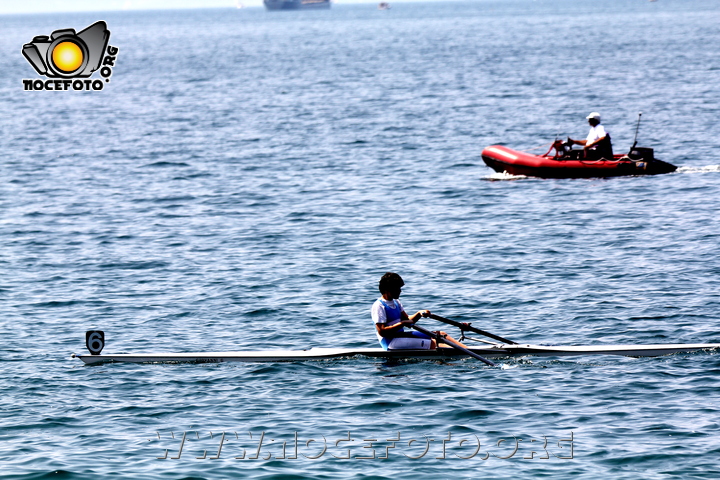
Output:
[{"left": 1, "top": 0, "right": 720, "bottom": 478}]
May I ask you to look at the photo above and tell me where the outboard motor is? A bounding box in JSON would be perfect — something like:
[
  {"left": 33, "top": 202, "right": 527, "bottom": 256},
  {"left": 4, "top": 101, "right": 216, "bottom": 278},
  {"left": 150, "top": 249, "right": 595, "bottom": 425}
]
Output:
[
  {"left": 629, "top": 147, "right": 655, "bottom": 162},
  {"left": 628, "top": 112, "right": 655, "bottom": 162}
]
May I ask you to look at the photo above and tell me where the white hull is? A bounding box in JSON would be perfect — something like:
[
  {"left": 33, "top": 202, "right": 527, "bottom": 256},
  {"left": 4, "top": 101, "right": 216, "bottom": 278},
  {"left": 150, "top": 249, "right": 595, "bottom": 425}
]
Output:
[{"left": 72, "top": 343, "right": 720, "bottom": 365}]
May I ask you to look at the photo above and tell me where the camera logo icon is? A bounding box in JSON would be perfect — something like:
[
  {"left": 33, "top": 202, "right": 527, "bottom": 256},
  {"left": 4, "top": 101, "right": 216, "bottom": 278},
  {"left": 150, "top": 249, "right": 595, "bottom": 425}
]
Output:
[
  {"left": 22, "top": 21, "right": 110, "bottom": 79},
  {"left": 22, "top": 21, "right": 119, "bottom": 91}
]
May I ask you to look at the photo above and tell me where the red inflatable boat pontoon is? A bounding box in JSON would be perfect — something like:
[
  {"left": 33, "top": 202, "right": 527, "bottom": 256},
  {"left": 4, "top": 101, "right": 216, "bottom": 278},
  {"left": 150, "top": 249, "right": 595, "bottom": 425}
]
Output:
[{"left": 481, "top": 144, "right": 677, "bottom": 179}]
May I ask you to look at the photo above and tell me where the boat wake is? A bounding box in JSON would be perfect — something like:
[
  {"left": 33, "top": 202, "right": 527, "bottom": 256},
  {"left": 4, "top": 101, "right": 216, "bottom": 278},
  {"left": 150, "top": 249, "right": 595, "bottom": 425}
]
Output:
[
  {"left": 677, "top": 165, "right": 720, "bottom": 174},
  {"left": 481, "top": 171, "right": 528, "bottom": 181}
]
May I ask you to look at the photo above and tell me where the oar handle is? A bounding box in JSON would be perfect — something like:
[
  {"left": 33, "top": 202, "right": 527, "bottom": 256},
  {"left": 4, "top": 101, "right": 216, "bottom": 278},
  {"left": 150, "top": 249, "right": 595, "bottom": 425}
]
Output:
[
  {"left": 410, "top": 324, "right": 496, "bottom": 367},
  {"left": 428, "top": 314, "right": 517, "bottom": 345}
]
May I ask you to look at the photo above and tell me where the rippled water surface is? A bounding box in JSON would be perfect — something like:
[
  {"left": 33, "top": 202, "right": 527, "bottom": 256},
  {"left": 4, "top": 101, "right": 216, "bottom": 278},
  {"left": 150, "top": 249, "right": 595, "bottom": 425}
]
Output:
[{"left": 2, "top": 0, "right": 720, "bottom": 478}]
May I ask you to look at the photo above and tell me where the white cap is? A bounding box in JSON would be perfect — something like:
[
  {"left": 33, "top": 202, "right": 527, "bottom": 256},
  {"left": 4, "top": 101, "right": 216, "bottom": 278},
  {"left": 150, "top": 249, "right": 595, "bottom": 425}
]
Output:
[{"left": 586, "top": 112, "right": 601, "bottom": 121}]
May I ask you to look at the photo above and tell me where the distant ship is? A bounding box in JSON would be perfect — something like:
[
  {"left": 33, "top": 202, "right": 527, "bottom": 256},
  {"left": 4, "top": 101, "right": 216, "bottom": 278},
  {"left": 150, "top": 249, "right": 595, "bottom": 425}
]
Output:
[
  {"left": 378, "top": 2, "right": 390, "bottom": 9},
  {"left": 264, "top": 0, "right": 331, "bottom": 10}
]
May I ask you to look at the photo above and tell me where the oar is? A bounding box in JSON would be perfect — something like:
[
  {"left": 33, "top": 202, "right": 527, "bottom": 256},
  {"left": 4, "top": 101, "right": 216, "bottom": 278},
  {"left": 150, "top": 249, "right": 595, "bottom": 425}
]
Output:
[
  {"left": 428, "top": 314, "right": 517, "bottom": 345},
  {"left": 409, "top": 323, "right": 497, "bottom": 366}
]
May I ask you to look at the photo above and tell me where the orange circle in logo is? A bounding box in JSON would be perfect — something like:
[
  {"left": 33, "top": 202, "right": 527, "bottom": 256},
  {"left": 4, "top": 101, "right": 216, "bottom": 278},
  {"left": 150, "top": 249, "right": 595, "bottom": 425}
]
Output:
[{"left": 51, "top": 41, "right": 84, "bottom": 73}]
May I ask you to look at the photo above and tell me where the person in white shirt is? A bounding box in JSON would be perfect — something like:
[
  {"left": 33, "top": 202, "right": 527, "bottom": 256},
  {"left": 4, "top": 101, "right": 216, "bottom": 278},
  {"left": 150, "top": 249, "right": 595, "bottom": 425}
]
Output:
[{"left": 567, "top": 112, "right": 614, "bottom": 160}]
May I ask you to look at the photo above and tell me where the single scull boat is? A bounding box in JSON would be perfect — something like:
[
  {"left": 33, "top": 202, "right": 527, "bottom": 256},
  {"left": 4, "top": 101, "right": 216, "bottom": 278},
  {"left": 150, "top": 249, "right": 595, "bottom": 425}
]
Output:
[
  {"left": 72, "top": 343, "right": 720, "bottom": 365},
  {"left": 72, "top": 319, "right": 720, "bottom": 365}
]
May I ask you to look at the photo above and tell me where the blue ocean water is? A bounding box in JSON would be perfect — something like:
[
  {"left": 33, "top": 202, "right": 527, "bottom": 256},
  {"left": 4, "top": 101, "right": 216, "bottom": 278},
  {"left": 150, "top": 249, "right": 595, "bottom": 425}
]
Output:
[{"left": 1, "top": 0, "right": 720, "bottom": 478}]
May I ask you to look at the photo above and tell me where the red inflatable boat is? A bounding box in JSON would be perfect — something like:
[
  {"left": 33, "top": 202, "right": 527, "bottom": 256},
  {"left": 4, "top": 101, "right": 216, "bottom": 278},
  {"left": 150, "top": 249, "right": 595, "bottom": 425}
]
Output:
[{"left": 481, "top": 143, "right": 677, "bottom": 179}]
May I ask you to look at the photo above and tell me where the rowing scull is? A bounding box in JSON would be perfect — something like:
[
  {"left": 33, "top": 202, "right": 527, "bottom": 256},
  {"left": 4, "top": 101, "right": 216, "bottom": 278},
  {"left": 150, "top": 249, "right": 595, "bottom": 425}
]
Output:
[{"left": 72, "top": 343, "right": 720, "bottom": 365}]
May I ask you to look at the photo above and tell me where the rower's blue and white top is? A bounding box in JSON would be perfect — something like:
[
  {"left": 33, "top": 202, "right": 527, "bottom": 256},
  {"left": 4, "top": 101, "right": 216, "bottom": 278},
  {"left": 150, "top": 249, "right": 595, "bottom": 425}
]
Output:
[
  {"left": 371, "top": 297, "right": 405, "bottom": 342},
  {"left": 371, "top": 298, "right": 432, "bottom": 350}
]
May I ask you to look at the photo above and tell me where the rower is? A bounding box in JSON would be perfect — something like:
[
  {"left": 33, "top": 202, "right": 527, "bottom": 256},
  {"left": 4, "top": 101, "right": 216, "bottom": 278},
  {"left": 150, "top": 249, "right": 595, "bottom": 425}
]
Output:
[{"left": 371, "top": 272, "right": 466, "bottom": 350}]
